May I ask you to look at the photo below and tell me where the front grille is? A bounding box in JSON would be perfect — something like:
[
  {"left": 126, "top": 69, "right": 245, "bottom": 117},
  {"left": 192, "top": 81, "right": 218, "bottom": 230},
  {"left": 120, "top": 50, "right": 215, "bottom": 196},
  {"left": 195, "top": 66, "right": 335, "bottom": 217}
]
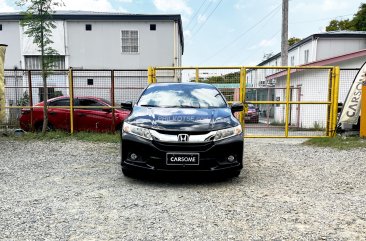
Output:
[{"left": 152, "top": 140, "right": 214, "bottom": 152}]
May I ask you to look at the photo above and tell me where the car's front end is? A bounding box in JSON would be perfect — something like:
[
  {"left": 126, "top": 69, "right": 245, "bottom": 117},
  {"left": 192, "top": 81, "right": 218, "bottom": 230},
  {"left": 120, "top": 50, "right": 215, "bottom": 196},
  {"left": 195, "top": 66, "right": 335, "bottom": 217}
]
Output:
[
  {"left": 121, "top": 121, "right": 243, "bottom": 175},
  {"left": 120, "top": 83, "right": 244, "bottom": 177}
]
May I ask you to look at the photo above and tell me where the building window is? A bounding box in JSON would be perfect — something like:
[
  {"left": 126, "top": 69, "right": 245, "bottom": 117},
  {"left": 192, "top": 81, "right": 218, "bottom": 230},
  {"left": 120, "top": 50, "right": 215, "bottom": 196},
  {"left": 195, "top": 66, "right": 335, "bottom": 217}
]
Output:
[
  {"left": 150, "top": 24, "right": 156, "bottom": 31},
  {"left": 0, "top": 24, "right": 2, "bottom": 31},
  {"left": 304, "top": 50, "right": 309, "bottom": 64},
  {"left": 121, "top": 30, "right": 139, "bottom": 53},
  {"left": 86, "top": 24, "right": 92, "bottom": 31},
  {"left": 290, "top": 56, "right": 295, "bottom": 66},
  {"left": 25, "top": 56, "right": 65, "bottom": 70},
  {"left": 87, "top": 79, "right": 94, "bottom": 85}
]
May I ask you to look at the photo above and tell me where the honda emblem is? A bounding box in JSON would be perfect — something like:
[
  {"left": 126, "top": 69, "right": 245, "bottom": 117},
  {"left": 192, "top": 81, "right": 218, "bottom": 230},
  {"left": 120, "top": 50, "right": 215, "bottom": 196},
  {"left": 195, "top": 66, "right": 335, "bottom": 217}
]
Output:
[{"left": 177, "top": 134, "right": 189, "bottom": 142}]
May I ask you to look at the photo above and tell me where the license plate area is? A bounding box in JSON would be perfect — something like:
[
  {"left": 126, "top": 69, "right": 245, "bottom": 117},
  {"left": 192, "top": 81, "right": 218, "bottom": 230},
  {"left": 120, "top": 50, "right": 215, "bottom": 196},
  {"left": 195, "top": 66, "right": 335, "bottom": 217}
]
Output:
[{"left": 166, "top": 153, "right": 200, "bottom": 165}]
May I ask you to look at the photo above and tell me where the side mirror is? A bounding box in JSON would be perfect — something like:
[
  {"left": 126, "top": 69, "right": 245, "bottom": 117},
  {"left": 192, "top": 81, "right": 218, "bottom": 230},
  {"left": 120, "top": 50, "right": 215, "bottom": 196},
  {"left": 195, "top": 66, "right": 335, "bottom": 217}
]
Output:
[
  {"left": 121, "top": 101, "right": 133, "bottom": 111},
  {"left": 231, "top": 102, "right": 244, "bottom": 113}
]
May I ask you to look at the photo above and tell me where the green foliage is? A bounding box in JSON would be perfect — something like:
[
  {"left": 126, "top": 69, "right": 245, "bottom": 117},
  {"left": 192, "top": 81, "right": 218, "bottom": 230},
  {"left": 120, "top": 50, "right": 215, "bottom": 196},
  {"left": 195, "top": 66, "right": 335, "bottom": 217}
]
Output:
[
  {"left": 288, "top": 37, "right": 301, "bottom": 46},
  {"left": 205, "top": 76, "right": 224, "bottom": 83},
  {"left": 17, "top": 0, "right": 64, "bottom": 72},
  {"left": 326, "top": 19, "right": 355, "bottom": 31},
  {"left": 4, "top": 130, "right": 120, "bottom": 143},
  {"left": 17, "top": 0, "right": 64, "bottom": 134},
  {"left": 304, "top": 136, "right": 366, "bottom": 150},
  {"left": 17, "top": 91, "right": 30, "bottom": 106},
  {"left": 202, "top": 72, "right": 240, "bottom": 84},
  {"left": 352, "top": 3, "right": 366, "bottom": 31},
  {"left": 325, "top": 3, "right": 366, "bottom": 31}
]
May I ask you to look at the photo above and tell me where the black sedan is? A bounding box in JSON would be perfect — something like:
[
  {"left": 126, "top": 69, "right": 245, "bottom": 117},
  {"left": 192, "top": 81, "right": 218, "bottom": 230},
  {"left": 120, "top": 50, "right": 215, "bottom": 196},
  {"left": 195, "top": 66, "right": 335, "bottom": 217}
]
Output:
[{"left": 120, "top": 83, "right": 244, "bottom": 177}]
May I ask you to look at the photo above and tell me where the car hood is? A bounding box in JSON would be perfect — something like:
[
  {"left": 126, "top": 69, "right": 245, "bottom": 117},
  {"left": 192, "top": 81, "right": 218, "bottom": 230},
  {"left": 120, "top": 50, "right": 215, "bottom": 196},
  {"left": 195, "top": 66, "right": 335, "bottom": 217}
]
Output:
[{"left": 126, "top": 107, "right": 240, "bottom": 132}]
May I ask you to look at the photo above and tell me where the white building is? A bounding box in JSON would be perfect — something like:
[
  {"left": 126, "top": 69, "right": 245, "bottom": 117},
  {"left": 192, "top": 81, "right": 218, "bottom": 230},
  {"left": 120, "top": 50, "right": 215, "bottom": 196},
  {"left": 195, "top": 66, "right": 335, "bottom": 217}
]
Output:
[
  {"left": 0, "top": 11, "right": 184, "bottom": 70},
  {"left": 250, "top": 31, "right": 366, "bottom": 128},
  {"left": 0, "top": 11, "right": 184, "bottom": 106}
]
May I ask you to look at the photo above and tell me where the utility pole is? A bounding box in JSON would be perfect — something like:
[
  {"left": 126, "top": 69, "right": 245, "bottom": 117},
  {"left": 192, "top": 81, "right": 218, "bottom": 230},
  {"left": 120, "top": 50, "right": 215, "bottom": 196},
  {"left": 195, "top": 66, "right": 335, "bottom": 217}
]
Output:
[{"left": 281, "top": 0, "right": 289, "bottom": 66}]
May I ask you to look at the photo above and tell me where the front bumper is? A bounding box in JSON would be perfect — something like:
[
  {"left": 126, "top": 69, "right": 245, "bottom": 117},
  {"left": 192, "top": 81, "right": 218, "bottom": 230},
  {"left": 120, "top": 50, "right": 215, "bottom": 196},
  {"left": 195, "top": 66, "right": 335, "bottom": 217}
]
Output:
[{"left": 121, "top": 132, "right": 243, "bottom": 173}]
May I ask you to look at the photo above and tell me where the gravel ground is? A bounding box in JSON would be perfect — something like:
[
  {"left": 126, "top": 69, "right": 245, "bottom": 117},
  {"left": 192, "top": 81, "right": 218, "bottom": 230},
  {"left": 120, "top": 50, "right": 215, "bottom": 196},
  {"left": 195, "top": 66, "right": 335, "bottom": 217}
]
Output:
[{"left": 1, "top": 138, "right": 366, "bottom": 240}]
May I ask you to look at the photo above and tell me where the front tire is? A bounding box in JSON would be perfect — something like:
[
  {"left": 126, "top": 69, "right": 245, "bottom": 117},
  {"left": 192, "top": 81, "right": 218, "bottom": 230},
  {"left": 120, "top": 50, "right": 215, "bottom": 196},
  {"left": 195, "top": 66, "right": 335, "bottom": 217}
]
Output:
[{"left": 35, "top": 122, "right": 54, "bottom": 132}]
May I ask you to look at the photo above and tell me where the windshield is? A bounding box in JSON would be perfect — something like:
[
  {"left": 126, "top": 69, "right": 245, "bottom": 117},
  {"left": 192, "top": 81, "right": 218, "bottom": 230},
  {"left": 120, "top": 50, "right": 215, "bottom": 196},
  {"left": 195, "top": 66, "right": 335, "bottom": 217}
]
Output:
[{"left": 138, "top": 84, "right": 227, "bottom": 108}]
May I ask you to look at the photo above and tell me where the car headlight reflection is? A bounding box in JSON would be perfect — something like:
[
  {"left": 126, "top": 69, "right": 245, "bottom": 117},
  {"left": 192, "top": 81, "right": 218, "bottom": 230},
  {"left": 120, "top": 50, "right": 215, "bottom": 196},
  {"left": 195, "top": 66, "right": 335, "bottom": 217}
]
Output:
[
  {"left": 214, "top": 125, "right": 242, "bottom": 141},
  {"left": 123, "top": 122, "right": 152, "bottom": 140}
]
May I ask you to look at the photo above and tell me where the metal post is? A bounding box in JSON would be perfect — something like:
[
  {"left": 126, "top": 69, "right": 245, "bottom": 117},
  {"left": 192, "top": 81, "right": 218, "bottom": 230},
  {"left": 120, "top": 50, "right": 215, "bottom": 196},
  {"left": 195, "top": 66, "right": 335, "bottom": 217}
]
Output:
[
  {"left": 111, "top": 70, "right": 116, "bottom": 133},
  {"left": 68, "top": 67, "right": 74, "bottom": 134},
  {"left": 153, "top": 68, "right": 157, "bottom": 83},
  {"left": 281, "top": 0, "right": 289, "bottom": 66},
  {"left": 240, "top": 67, "right": 247, "bottom": 129},
  {"left": 195, "top": 68, "right": 199, "bottom": 82},
  {"left": 284, "top": 68, "right": 291, "bottom": 137},
  {"left": 28, "top": 70, "right": 34, "bottom": 131},
  {"left": 326, "top": 69, "right": 333, "bottom": 136},
  {"left": 360, "top": 77, "right": 366, "bottom": 138},
  {"left": 147, "top": 67, "right": 153, "bottom": 84},
  {"left": 331, "top": 67, "right": 340, "bottom": 137},
  {"left": 266, "top": 88, "right": 270, "bottom": 127}
]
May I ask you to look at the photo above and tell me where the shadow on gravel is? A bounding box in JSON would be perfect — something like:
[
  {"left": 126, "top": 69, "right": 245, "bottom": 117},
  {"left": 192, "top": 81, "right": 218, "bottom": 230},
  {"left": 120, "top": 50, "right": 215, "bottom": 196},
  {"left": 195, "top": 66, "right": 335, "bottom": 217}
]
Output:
[{"left": 122, "top": 172, "right": 243, "bottom": 187}]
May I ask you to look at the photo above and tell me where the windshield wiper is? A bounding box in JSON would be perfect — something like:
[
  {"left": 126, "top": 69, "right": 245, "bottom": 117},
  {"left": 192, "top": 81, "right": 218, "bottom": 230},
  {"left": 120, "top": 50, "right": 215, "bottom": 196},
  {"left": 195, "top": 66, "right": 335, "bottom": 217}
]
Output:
[
  {"left": 140, "top": 104, "right": 158, "bottom": 107},
  {"left": 167, "top": 105, "right": 198, "bottom": 108}
]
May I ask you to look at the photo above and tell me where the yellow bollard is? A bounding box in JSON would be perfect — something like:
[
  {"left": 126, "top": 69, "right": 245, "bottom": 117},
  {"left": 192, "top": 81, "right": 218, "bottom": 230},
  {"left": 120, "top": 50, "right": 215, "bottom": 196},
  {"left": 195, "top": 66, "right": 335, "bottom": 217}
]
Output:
[{"left": 0, "top": 44, "right": 7, "bottom": 125}]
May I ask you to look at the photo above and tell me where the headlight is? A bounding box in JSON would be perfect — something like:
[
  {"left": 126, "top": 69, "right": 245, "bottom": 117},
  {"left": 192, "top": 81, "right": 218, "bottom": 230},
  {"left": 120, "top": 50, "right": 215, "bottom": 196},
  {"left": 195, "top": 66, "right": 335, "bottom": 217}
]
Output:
[
  {"left": 123, "top": 122, "right": 152, "bottom": 140},
  {"left": 214, "top": 125, "right": 242, "bottom": 141}
]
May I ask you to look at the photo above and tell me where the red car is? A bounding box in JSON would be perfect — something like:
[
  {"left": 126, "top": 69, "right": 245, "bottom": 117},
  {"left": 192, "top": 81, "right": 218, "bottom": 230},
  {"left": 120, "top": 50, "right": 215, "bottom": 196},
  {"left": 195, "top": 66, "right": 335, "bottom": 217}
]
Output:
[
  {"left": 245, "top": 104, "right": 259, "bottom": 123},
  {"left": 19, "top": 96, "right": 130, "bottom": 132}
]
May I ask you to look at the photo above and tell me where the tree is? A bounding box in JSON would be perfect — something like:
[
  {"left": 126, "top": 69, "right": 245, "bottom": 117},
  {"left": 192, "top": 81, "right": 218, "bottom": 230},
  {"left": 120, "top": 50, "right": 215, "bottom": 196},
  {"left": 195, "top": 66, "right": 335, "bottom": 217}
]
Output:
[
  {"left": 288, "top": 37, "right": 301, "bottom": 46},
  {"left": 352, "top": 3, "right": 366, "bottom": 31},
  {"left": 325, "top": 3, "right": 366, "bottom": 31},
  {"left": 326, "top": 19, "right": 354, "bottom": 31},
  {"left": 17, "top": 0, "right": 63, "bottom": 134}
]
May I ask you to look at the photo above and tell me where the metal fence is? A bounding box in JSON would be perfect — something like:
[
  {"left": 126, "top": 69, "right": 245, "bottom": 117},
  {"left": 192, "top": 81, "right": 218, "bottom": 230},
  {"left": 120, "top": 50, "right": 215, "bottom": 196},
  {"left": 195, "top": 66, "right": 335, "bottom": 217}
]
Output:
[
  {"left": 151, "top": 66, "right": 341, "bottom": 138},
  {"left": 1, "top": 66, "right": 359, "bottom": 137},
  {"left": 1, "top": 69, "right": 147, "bottom": 132}
]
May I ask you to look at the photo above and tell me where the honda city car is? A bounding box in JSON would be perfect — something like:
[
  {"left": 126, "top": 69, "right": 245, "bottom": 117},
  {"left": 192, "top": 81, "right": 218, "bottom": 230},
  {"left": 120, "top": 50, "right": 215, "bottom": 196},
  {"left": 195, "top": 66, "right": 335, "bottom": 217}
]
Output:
[
  {"left": 120, "top": 83, "right": 244, "bottom": 177},
  {"left": 19, "top": 96, "right": 130, "bottom": 132}
]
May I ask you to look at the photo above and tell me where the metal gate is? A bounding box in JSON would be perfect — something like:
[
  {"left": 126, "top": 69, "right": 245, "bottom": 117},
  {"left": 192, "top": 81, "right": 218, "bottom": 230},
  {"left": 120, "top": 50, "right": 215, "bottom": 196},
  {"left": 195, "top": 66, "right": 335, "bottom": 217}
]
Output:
[{"left": 149, "top": 66, "right": 340, "bottom": 138}]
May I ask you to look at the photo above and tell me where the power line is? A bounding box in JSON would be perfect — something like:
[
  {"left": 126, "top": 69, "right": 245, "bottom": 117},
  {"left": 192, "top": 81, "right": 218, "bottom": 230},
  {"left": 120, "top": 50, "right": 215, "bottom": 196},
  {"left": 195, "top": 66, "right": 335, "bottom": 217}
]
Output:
[
  {"left": 199, "top": 4, "right": 281, "bottom": 65},
  {"left": 240, "top": 30, "right": 281, "bottom": 65},
  {"left": 191, "top": 0, "right": 224, "bottom": 38},
  {"left": 290, "top": 14, "right": 353, "bottom": 24},
  {"left": 222, "top": 14, "right": 282, "bottom": 64},
  {"left": 188, "top": 0, "right": 214, "bottom": 33},
  {"left": 185, "top": 0, "right": 208, "bottom": 29}
]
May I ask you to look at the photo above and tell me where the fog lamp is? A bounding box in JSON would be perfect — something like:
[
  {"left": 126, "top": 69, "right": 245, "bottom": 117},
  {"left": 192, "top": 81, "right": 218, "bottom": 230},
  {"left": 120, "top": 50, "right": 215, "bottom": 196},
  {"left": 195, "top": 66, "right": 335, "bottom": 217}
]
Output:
[
  {"left": 227, "top": 155, "right": 235, "bottom": 162},
  {"left": 130, "top": 153, "right": 138, "bottom": 160}
]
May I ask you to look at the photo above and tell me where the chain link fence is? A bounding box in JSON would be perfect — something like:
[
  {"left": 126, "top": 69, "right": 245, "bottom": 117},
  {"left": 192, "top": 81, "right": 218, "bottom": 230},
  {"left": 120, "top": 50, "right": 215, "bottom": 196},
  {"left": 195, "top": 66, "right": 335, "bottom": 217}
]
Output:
[
  {"left": 0, "top": 69, "right": 148, "bottom": 132},
  {"left": 0, "top": 67, "right": 359, "bottom": 136},
  {"left": 153, "top": 66, "right": 342, "bottom": 138}
]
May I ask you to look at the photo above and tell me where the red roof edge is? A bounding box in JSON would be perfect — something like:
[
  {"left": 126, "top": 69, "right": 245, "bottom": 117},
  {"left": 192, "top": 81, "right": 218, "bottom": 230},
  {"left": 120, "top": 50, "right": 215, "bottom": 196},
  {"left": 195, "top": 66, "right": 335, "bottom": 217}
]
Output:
[{"left": 265, "top": 49, "right": 366, "bottom": 80}]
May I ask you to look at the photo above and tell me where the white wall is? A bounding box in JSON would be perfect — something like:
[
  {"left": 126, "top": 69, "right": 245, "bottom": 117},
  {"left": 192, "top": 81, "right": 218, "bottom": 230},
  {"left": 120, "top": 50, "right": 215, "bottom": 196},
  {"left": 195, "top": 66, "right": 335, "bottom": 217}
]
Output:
[
  {"left": 0, "top": 21, "right": 22, "bottom": 69},
  {"left": 66, "top": 20, "right": 177, "bottom": 69},
  {"left": 20, "top": 21, "right": 66, "bottom": 56},
  {"left": 317, "top": 38, "right": 366, "bottom": 61}
]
